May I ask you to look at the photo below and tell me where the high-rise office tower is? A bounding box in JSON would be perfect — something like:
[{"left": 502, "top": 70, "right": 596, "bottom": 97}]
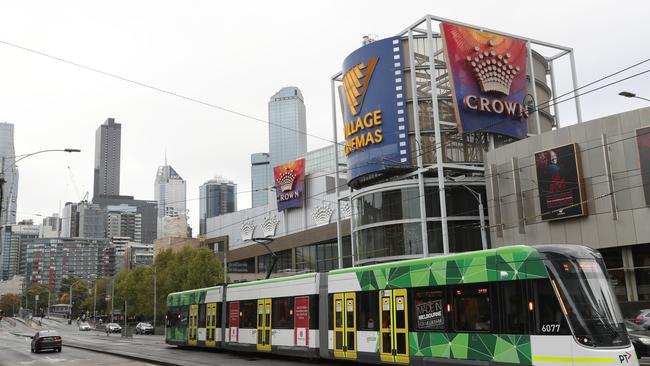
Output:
[
  {"left": 0, "top": 123, "right": 18, "bottom": 225},
  {"left": 0, "top": 222, "right": 40, "bottom": 280},
  {"left": 250, "top": 153, "right": 270, "bottom": 208},
  {"left": 199, "top": 176, "right": 236, "bottom": 235},
  {"left": 268, "top": 87, "right": 307, "bottom": 169},
  {"left": 154, "top": 160, "right": 186, "bottom": 239},
  {"left": 93, "top": 118, "right": 121, "bottom": 199}
]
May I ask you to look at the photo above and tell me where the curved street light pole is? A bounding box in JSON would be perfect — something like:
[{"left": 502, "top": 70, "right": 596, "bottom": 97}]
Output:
[{"left": 0, "top": 148, "right": 80, "bottom": 224}]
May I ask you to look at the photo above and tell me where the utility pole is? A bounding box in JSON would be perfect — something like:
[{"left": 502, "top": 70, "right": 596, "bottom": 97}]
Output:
[
  {"left": 69, "top": 284, "right": 72, "bottom": 320},
  {"left": 93, "top": 281, "right": 97, "bottom": 326},
  {"left": 111, "top": 279, "right": 114, "bottom": 323},
  {"left": 47, "top": 290, "right": 50, "bottom": 318},
  {"left": 153, "top": 265, "right": 156, "bottom": 333}
]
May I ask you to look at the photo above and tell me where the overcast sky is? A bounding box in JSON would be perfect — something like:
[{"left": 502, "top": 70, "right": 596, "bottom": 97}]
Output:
[{"left": 1, "top": 0, "right": 648, "bottom": 233}]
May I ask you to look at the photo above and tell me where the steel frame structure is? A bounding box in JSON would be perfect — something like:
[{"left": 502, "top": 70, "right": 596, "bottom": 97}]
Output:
[{"left": 331, "top": 15, "right": 580, "bottom": 266}]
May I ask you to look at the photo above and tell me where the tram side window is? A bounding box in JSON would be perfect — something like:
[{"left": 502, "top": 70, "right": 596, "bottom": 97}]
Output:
[
  {"left": 534, "top": 279, "right": 570, "bottom": 335},
  {"left": 412, "top": 287, "right": 446, "bottom": 331},
  {"left": 199, "top": 304, "right": 206, "bottom": 327},
  {"left": 216, "top": 303, "right": 223, "bottom": 327},
  {"left": 454, "top": 285, "right": 491, "bottom": 332},
  {"left": 309, "top": 295, "right": 319, "bottom": 329},
  {"left": 179, "top": 306, "right": 189, "bottom": 327},
  {"left": 239, "top": 300, "right": 257, "bottom": 328},
  {"left": 272, "top": 297, "right": 294, "bottom": 329},
  {"left": 357, "top": 291, "right": 379, "bottom": 331},
  {"left": 500, "top": 281, "right": 528, "bottom": 334}
]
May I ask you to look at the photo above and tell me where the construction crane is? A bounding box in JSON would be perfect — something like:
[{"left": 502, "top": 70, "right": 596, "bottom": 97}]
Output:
[{"left": 67, "top": 166, "right": 89, "bottom": 203}]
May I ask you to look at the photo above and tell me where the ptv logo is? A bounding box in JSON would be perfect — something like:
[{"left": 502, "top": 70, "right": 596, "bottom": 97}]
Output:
[{"left": 618, "top": 351, "right": 632, "bottom": 363}]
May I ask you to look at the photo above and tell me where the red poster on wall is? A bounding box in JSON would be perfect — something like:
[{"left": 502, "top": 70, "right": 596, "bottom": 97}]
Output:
[
  {"left": 229, "top": 302, "right": 240, "bottom": 342},
  {"left": 294, "top": 296, "right": 309, "bottom": 347}
]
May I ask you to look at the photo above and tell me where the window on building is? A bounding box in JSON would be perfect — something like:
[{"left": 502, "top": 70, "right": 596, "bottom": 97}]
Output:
[
  {"left": 633, "top": 244, "right": 650, "bottom": 301},
  {"left": 412, "top": 287, "right": 445, "bottom": 331},
  {"left": 258, "top": 250, "right": 292, "bottom": 273},
  {"left": 228, "top": 258, "right": 255, "bottom": 273},
  {"left": 453, "top": 284, "right": 491, "bottom": 332}
]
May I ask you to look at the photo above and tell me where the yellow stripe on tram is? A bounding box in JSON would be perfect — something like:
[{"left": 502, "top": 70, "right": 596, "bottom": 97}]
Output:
[{"left": 532, "top": 355, "right": 614, "bottom": 363}]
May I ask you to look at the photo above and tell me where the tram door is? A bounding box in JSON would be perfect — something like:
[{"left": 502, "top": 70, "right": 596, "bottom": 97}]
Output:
[
  {"left": 379, "top": 289, "right": 409, "bottom": 363},
  {"left": 188, "top": 304, "right": 198, "bottom": 346},
  {"left": 256, "top": 299, "right": 272, "bottom": 351},
  {"left": 333, "top": 292, "right": 357, "bottom": 360},
  {"left": 205, "top": 303, "right": 217, "bottom": 347}
]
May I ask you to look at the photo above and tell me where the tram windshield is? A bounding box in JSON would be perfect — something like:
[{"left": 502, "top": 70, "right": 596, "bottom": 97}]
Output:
[{"left": 546, "top": 256, "right": 628, "bottom": 348}]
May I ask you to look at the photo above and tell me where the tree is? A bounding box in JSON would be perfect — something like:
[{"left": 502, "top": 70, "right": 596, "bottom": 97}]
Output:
[
  {"left": 59, "top": 277, "right": 90, "bottom": 318},
  {"left": 0, "top": 293, "right": 20, "bottom": 316},
  {"left": 23, "top": 284, "right": 52, "bottom": 317}
]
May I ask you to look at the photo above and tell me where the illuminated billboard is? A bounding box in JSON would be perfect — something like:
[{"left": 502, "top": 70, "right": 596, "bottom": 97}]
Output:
[
  {"left": 534, "top": 143, "right": 586, "bottom": 221},
  {"left": 274, "top": 158, "right": 305, "bottom": 211},
  {"left": 441, "top": 22, "right": 529, "bottom": 139},
  {"left": 341, "top": 36, "right": 410, "bottom": 183}
]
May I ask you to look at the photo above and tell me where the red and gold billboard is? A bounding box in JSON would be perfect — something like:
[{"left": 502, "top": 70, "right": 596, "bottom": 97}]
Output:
[
  {"left": 274, "top": 158, "right": 305, "bottom": 211},
  {"left": 534, "top": 143, "right": 587, "bottom": 221},
  {"left": 441, "top": 23, "right": 529, "bottom": 139}
]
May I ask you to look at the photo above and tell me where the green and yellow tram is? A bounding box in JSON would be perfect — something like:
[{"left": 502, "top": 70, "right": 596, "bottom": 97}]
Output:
[{"left": 166, "top": 245, "right": 638, "bottom": 365}]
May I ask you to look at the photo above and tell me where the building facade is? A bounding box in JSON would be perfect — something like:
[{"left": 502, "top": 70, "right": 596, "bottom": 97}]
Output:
[
  {"left": 92, "top": 195, "right": 157, "bottom": 244},
  {"left": 199, "top": 176, "right": 236, "bottom": 235},
  {"left": 93, "top": 118, "right": 121, "bottom": 199},
  {"left": 78, "top": 202, "right": 106, "bottom": 239},
  {"left": 23, "top": 238, "right": 113, "bottom": 292},
  {"left": 486, "top": 107, "right": 650, "bottom": 313},
  {"left": 154, "top": 163, "right": 187, "bottom": 239},
  {"left": 251, "top": 152, "right": 271, "bottom": 208},
  {"left": 40, "top": 214, "right": 61, "bottom": 238},
  {"left": 0, "top": 122, "right": 18, "bottom": 226},
  {"left": 106, "top": 204, "right": 142, "bottom": 243},
  {"left": 268, "top": 87, "right": 307, "bottom": 169},
  {"left": 0, "top": 223, "right": 40, "bottom": 280}
]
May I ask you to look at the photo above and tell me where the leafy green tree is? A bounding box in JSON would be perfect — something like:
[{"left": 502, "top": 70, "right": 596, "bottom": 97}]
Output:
[
  {"left": 23, "top": 284, "right": 52, "bottom": 317},
  {"left": 0, "top": 293, "right": 20, "bottom": 316}
]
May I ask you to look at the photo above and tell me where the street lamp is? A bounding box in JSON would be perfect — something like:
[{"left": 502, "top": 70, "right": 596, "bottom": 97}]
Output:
[
  {"left": 619, "top": 91, "right": 650, "bottom": 102},
  {"left": 448, "top": 177, "right": 488, "bottom": 251},
  {"left": 0, "top": 148, "right": 81, "bottom": 223}
]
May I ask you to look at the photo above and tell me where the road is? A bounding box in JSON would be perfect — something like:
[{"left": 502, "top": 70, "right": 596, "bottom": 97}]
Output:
[
  {"left": 0, "top": 318, "right": 152, "bottom": 366},
  {"left": 5, "top": 317, "right": 650, "bottom": 366}
]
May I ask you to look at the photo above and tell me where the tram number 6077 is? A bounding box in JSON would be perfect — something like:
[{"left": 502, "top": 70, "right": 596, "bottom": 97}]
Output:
[{"left": 541, "top": 324, "right": 560, "bottom": 333}]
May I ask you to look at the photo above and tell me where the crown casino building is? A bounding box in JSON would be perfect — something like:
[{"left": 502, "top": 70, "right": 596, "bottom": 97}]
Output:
[{"left": 204, "top": 15, "right": 583, "bottom": 281}]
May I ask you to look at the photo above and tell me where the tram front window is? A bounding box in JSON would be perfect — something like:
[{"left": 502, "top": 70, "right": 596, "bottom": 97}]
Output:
[{"left": 547, "top": 257, "right": 628, "bottom": 348}]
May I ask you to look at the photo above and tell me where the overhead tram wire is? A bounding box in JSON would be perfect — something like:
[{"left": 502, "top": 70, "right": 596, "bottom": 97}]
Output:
[
  {"left": 7, "top": 40, "right": 650, "bottom": 242},
  {"left": 0, "top": 40, "right": 341, "bottom": 147}
]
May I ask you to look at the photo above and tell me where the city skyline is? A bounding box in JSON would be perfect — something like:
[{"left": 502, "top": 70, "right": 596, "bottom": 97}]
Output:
[{"left": 1, "top": 1, "right": 648, "bottom": 234}]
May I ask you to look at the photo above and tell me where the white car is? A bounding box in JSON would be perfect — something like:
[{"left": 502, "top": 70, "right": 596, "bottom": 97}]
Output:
[
  {"left": 78, "top": 322, "right": 91, "bottom": 331},
  {"left": 105, "top": 323, "right": 122, "bottom": 333}
]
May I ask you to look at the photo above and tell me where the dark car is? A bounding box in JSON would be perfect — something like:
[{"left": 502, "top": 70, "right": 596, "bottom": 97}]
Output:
[
  {"left": 135, "top": 322, "right": 154, "bottom": 335},
  {"left": 31, "top": 330, "right": 62, "bottom": 353},
  {"left": 626, "top": 320, "right": 650, "bottom": 358}
]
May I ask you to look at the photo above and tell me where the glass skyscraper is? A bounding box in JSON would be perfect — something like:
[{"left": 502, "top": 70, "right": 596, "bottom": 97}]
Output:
[
  {"left": 250, "top": 153, "right": 270, "bottom": 208},
  {"left": 0, "top": 122, "right": 18, "bottom": 225},
  {"left": 154, "top": 161, "right": 187, "bottom": 239},
  {"left": 268, "top": 87, "right": 307, "bottom": 169},
  {"left": 199, "top": 177, "right": 236, "bottom": 235}
]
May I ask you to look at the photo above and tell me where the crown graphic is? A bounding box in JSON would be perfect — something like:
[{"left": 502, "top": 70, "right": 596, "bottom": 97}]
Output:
[
  {"left": 276, "top": 168, "right": 296, "bottom": 192},
  {"left": 240, "top": 219, "right": 255, "bottom": 241},
  {"left": 465, "top": 40, "right": 520, "bottom": 96},
  {"left": 342, "top": 56, "right": 378, "bottom": 116},
  {"left": 261, "top": 214, "right": 279, "bottom": 237},
  {"left": 312, "top": 204, "right": 334, "bottom": 226}
]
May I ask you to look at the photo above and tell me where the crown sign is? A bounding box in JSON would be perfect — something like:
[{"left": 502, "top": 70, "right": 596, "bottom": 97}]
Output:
[
  {"left": 465, "top": 40, "right": 520, "bottom": 96},
  {"left": 277, "top": 168, "right": 296, "bottom": 192}
]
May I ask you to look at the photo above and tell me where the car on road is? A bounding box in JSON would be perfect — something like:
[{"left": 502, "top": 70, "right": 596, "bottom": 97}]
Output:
[
  {"left": 105, "top": 323, "right": 122, "bottom": 333},
  {"left": 135, "top": 322, "right": 154, "bottom": 335},
  {"left": 31, "top": 330, "right": 62, "bottom": 353},
  {"left": 635, "top": 309, "right": 650, "bottom": 329},
  {"left": 626, "top": 320, "right": 650, "bottom": 359},
  {"left": 78, "top": 322, "right": 91, "bottom": 331}
]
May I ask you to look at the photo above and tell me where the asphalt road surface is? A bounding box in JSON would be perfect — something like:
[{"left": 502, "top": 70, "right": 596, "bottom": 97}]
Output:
[{"left": 5, "top": 317, "right": 650, "bottom": 366}]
